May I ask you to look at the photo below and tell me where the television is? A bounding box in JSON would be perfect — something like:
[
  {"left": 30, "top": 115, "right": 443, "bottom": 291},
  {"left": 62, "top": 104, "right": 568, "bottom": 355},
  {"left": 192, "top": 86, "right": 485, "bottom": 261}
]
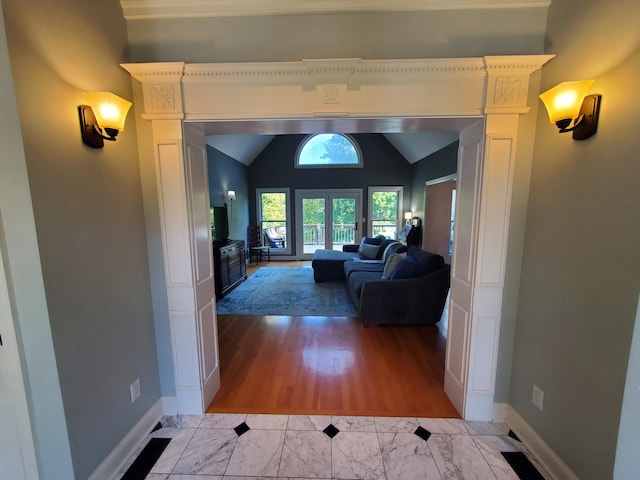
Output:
[{"left": 210, "top": 206, "right": 229, "bottom": 244}]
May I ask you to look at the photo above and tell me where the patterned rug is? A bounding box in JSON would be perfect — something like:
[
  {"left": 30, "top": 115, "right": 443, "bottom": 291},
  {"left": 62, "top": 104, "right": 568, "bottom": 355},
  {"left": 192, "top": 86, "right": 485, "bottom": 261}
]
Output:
[{"left": 215, "top": 267, "right": 357, "bottom": 316}]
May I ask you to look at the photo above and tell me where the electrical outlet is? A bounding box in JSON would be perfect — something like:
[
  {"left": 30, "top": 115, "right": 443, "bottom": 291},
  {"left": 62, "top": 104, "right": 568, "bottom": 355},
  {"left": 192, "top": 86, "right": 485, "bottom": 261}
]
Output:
[
  {"left": 532, "top": 384, "right": 544, "bottom": 411},
  {"left": 130, "top": 378, "right": 141, "bottom": 403}
]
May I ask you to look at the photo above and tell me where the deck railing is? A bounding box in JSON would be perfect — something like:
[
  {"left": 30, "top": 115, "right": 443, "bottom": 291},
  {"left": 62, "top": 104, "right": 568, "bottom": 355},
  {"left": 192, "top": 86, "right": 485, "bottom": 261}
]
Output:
[{"left": 302, "top": 222, "right": 397, "bottom": 246}]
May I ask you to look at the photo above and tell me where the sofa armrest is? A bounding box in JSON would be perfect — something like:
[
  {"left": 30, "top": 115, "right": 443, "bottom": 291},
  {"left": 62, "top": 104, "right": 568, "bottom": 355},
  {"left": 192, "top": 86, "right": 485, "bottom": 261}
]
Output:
[
  {"left": 342, "top": 244, "right": 360, "bottom": 253},
  {"left": 358, "top": 265, "right": 451, "bottom": 326}
]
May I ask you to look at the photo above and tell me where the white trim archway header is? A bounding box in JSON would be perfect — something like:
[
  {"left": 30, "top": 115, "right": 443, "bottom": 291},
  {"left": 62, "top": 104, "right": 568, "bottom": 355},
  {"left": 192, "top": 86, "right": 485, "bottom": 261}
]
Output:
[{"left": 123, "top": 55, "right": 553, "bottom": 121}]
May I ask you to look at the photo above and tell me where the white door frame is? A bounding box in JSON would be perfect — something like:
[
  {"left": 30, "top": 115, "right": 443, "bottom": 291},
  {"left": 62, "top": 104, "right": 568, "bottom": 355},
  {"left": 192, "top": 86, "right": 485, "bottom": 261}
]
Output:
[
  {"left": 124, "top": 55, "right": 552, "bottom": 418},
  {"left": 0, "top": 239, "right": 39, "bottom": 479}
]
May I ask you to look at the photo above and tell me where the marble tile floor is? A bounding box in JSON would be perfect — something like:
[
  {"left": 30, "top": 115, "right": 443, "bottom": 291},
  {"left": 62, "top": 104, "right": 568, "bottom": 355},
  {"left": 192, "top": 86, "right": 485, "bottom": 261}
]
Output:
[{"left": 119, "top": 414, "right": 546, "bottom": 480}]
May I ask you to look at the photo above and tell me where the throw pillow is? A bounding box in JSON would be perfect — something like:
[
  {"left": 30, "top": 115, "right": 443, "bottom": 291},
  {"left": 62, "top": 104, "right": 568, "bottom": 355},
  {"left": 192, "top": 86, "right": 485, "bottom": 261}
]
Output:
[
  {"left": 382, "top": 252, "right": 406, "bottom": 279},
  {"left": 358, "top": 242, "right": 381, "bottom": 260},
  {"left": 390, "top": 256, "right": 419, "bottom": 280},
  {"left": 362, "top": 236, "right": 384, "bottom": 246}
]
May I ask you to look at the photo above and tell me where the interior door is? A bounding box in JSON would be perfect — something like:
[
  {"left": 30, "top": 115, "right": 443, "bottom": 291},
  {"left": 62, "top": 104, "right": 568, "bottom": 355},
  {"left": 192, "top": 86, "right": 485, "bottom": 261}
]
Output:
[
  {"left": 444, "top": 120, "right": 484, "bottom": 416},
  {"left": 184, "top": 123, "right": 220, "bottom": 410},
  {"left": 424, "top": 178, "right": 456, "bottom": 264},
  {"left": 296, "top": 189, "right": 362, "bottom": 259}
]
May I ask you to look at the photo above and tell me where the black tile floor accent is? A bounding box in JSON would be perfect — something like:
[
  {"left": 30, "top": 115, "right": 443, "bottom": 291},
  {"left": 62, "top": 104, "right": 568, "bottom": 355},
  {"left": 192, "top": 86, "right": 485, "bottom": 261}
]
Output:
[
  {"left": 508, "top": 429, "right": 522, "bottom": 442},
  {"left": 234, "top": 422, "right": 251, "bottom": 437},
  {"left": 502, "top": 451, "right": 545, "bottom": 480},
  {"left": 120, "top": 437, "right": 171, "bottom": 480},
  {"left": 414, "top": 426, "right": 432, "bottom": 442},
  {"left": 150, "top": 422, "right": 163, "bottom": 433},
  {"left": 323, "top": 424, "right": 340, "bottom": 438}
]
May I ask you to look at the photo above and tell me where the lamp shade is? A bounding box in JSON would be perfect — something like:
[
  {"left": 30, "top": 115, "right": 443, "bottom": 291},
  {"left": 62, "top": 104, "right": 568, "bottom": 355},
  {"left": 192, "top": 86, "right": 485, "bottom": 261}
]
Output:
[
  {"left": 539, "top": 80, "right": 593, "bottom": 124},
  {"left": 83, "top": 92, "right": 132, "bottom": 131},
  {"left": 228, "top": 190, "right": 236, "bottom": 201}
]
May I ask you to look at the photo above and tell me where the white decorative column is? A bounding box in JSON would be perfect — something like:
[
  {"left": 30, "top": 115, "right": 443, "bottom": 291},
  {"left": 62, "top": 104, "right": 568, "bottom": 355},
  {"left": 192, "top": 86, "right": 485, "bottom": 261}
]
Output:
[
  {"left": 460, "top": 56, "right": 553, "bottom": 420},
  {"left": 124, "top": 63, "right": 219, "bottom": 414}
]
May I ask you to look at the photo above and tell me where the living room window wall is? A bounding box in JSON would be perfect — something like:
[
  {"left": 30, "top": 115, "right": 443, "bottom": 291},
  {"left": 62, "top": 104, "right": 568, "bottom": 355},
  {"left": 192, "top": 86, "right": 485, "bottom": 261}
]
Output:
[
  {"left": 368, "top": 187, "right": 404, "bottom": 239},
  {"left": 256, "top": 188, "right": 291, "bottom": 254}
]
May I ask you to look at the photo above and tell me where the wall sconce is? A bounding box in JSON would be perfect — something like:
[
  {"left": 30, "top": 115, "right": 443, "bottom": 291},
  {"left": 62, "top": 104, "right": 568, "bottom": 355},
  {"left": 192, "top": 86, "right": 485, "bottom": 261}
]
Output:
[
  {"left": 78, "top": 92, "right": 132, "bottom": 149},
  {"left": 539, "top": 80, "right": 601, "bottom": 140},
  {"left": 227, "top": 190, "right": 236, "bottom": 216}
]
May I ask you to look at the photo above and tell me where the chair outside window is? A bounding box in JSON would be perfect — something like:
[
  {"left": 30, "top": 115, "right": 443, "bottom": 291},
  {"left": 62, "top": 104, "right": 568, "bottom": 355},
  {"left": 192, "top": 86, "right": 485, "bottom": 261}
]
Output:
[
  {"left": 247, "top": 225, "right": 270, "bottom": 264},
  {"left": 264, "top": 227, "right": 285, "bottom": 249}
]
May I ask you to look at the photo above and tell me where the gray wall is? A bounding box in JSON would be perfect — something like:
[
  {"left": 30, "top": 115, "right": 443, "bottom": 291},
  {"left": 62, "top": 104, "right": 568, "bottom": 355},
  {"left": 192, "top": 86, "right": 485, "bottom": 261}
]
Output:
[
  {"left": 409, "top": 141, "right": 459, "bottom": 216},
  {"left": 207, "top": 145, "right": 250, "bottom": 242},
  {"left": 126, "top": 8, "right": 547, "bottom": 63},
  {"left": 509, "top": 0, "right": 640, "bottom": 478},
  {"left": 2, "top": 0, "right": 161, "bottom": 478},
  {"left": 248, "top": 134, "right": 412, "bottom": 254}
]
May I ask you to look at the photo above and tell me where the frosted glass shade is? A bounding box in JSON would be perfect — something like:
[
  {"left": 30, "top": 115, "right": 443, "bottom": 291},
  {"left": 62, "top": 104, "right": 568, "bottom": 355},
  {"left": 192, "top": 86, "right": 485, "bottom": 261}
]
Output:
[
  {"left": 83, "top": 92, "right": 132, "bottom": 131},
  {"left": 539, "top": 81, "right": 594, "bottom": 124}
]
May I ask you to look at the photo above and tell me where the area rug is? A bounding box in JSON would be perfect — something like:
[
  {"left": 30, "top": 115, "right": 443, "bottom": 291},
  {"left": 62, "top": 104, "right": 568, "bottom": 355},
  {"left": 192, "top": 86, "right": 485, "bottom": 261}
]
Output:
[{"left": 215, "top": 267, "right": 358, "bottom": 316}]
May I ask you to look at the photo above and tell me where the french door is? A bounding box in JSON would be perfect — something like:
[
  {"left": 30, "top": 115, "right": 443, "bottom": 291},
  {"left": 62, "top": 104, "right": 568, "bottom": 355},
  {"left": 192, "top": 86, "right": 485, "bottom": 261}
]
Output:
[{"left": 295, "top": 189, "right": 362, "bottom": 260}]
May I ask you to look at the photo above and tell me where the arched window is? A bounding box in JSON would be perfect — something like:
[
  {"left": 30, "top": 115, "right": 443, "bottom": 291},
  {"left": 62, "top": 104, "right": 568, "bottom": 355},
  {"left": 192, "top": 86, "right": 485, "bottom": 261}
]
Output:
[{"left": 296, "top": 134, "right": 362, "bottom": 168}]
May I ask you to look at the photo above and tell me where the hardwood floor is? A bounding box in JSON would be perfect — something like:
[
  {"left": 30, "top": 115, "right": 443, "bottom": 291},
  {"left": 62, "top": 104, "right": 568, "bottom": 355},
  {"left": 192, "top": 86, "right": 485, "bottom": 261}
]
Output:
[{"left": 207, "top": 261, "right": 459, "bottom": 418}]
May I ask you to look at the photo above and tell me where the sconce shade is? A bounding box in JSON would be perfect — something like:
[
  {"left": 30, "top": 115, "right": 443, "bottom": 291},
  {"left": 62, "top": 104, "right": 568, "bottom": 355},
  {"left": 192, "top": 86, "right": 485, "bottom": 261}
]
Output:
[
  {"left": 83, "top": 92, "right": 132, "bottom": 131},
  {"left": 228, "top": 190, "right": 236, "bottom": 201},
  {"left": 539, "top": 80, "right": 601, "bottom": 140},
  {"left": 539, "top": 80, "right": 593, "bottom": 124},
  {"left": 79, "top": 92, "right": 132, "bottom": 148}
]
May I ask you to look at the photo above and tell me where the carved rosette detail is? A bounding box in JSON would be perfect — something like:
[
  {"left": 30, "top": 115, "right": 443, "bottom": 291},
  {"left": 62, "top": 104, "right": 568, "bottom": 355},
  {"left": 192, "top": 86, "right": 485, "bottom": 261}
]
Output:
[
  {"left": 150, "top": 84, "right": 176, "bottom": 112},
  {"left": 493, "top": 77, "right": 522, "bottom": 105},
  {"left": 322, "top": 85, "right": 341, "bottom": 105}
]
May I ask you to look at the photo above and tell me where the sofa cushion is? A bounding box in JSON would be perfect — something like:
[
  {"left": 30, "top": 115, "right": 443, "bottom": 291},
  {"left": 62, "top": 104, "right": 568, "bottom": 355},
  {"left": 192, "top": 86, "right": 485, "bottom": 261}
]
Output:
[
  {"left": 382, "top": 252, "right": 407, "bottom": 279},
  {"left": 409, "top": 246, "right": 445, "bottom": 276},
  {"left": 390, "top": 256, "right": 419, "bottom": 280},
  {"left": 344, "top": 260, "right": 385, "bottom": 279}
]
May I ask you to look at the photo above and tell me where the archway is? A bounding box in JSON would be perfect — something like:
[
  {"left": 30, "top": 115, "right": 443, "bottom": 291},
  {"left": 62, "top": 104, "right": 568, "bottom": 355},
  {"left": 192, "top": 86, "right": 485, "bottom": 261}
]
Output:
[{"left": 123, "top": 55, "right": 552, "bottom": 419}]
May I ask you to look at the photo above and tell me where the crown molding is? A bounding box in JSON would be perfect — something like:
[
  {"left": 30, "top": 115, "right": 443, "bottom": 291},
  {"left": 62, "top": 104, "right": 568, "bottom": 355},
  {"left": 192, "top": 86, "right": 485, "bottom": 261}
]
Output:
[{"left": 120, "top": 0, "right": 551, "bottom": 20}]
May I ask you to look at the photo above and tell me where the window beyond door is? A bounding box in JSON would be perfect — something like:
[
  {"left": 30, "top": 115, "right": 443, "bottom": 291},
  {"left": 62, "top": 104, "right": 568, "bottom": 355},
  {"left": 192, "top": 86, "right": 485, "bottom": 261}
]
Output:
[
  {"left": 368, "top": 187, "right": 403, "bottom": 239},
  {"left": 257, "top": 188, "right": 291, "bottom": 253}
]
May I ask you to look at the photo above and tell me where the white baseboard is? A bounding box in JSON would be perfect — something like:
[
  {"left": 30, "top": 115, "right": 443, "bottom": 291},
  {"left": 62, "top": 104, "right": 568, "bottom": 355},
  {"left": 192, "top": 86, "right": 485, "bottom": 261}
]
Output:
[
  {"left": 493, "top": 402, "right": 508, "bottom": 423},
  {"left": 89, "top": 398, "right": 165, "bottom": 480},
  {"left": 505, "top": 405, "right": 579, "bottom": 480},
  {"left": 162, "top": 396, "right": 178, "bottom": 416}
]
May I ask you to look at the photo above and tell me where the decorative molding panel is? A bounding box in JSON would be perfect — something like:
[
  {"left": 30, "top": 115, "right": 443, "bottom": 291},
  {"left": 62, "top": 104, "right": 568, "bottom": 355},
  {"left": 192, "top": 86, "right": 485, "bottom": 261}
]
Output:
[
  {"left": 122, "top": 63, "right": 185, "bottom": 115},
  {"left": 483, "top": 55, "right": 555, "bottom": 113},
  {"left": 120, "top": 0, "right": 551, "bottom": 20},
  {"left": 124, "top": 56, "right": 552, "bottom": 122}
]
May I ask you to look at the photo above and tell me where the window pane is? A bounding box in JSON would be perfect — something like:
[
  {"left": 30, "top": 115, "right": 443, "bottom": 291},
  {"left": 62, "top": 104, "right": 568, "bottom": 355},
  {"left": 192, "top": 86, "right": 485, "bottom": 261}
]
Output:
[
  {"left": 260, "top": 192, "right": 287, "bottom": 247},
  {"left": 298, "top": 134, "right": 360, "bottom": 166},
  {"left": 371, "top": 191, "right": 398, "bottom": 239},
  {"left": 333, "top": 198, "right": 356, "bottom": 250},
  {"left": 302, "top": 198, "right": 326, "bottom": 253}
]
